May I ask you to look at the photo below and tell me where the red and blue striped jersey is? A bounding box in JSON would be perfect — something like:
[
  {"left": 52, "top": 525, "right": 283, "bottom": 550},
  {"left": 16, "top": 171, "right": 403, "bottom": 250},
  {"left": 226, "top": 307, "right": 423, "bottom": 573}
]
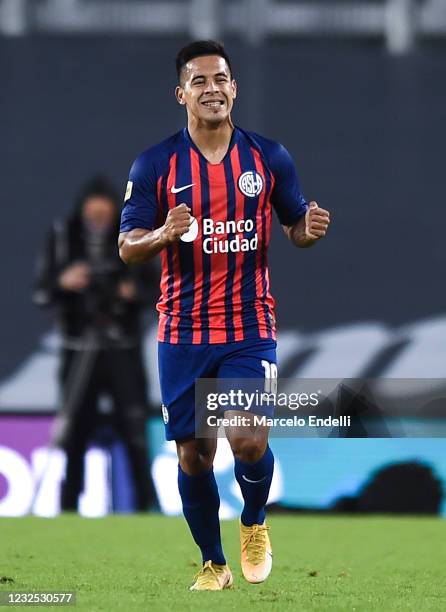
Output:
[{"left": 120, "top": 127, "right": 307, "bottom": 344}]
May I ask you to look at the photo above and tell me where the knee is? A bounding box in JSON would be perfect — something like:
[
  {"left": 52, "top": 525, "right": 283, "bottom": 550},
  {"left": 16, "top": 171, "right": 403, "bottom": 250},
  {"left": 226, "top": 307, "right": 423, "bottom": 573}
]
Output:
[
  {"left": 230, "top": 437, "right": 267, "bottom": 464},
  {"left": 177, "top": 443, "right": 214, "bottom": 476}
]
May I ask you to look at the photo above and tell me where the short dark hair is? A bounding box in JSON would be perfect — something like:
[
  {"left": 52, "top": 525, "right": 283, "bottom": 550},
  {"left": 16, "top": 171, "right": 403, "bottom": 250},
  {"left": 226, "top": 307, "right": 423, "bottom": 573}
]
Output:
[
  {"left": 70, "top": 175, "right": 120, "bottom": 227},
  {"left": 78, "top": 175, "right": 119, "bottom": 208},
  {"left": 176, "top": 40, "right": 232, "bottom": 82}
]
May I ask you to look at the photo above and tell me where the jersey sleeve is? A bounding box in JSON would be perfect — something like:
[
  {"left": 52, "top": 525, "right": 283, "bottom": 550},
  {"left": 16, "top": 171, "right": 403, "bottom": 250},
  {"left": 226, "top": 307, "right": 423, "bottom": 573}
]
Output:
[
  {"left": 120, "top": 153, "right": 160, "bottom": 232},
  {"left": 268, "top": 143, "right": 308, "bottom": 226}
]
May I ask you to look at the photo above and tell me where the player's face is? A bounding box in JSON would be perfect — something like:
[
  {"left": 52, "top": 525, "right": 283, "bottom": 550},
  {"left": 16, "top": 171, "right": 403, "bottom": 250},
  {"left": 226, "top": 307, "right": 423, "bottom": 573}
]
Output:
[
  {"left": 176, "top": 55, "right": 237, "bottom": 125},
  {"left": 82, "top": 196, "right": 116, "bottom": 231}
]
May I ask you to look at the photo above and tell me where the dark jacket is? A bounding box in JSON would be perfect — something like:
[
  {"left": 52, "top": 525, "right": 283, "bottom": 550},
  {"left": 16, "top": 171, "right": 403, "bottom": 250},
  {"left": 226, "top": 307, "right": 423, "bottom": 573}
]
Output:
[{"left": 33, "top": 213, "right": 159, "bottom": 345}]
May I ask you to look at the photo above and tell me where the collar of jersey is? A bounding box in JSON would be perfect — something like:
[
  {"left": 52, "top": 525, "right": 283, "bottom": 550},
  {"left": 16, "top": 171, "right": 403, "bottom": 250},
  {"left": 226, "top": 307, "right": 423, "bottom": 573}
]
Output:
[{"left": 183, "top": 126, "right": 240, "bottom": 166}]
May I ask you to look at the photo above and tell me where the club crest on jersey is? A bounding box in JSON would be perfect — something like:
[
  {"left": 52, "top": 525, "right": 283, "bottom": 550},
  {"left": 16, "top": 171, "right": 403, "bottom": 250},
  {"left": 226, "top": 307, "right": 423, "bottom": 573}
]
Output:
[{"left": 238, "top": 171, "right": 263, "bottom": 198}]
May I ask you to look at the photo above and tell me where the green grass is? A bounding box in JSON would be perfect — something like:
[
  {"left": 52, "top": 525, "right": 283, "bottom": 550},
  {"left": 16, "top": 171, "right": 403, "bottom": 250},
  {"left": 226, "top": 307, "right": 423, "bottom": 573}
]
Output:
[{"left": 1, "top": 515, "right": 445, "bottom": 611}]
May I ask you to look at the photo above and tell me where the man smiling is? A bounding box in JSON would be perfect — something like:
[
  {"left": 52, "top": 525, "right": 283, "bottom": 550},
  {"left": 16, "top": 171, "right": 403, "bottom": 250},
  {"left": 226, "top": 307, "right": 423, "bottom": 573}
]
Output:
[{"left": 119, "top": 40, "right": 330, "bottom": 591}]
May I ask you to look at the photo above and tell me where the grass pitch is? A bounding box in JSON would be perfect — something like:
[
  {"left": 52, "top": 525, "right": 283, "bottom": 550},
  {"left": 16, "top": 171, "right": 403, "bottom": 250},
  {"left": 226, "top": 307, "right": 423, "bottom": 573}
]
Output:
[{"left": 1, "top": 514, "right": 445, "bottom": 611}]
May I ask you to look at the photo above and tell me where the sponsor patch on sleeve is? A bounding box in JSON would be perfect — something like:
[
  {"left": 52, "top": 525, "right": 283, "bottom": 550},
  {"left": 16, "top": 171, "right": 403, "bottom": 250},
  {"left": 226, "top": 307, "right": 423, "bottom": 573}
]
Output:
[
  {"left": 124, "top": 180, "right": 133, "bottom": 202},
  {"left": 161, "top": 404, "right": 169, "bottom": 424}
]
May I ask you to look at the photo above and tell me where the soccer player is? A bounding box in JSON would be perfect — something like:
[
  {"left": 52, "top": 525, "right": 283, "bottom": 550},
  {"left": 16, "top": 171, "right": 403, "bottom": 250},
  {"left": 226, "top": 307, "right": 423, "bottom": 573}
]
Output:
[{"left": 119, "top": 40, "right": 330, "bottom": 591}]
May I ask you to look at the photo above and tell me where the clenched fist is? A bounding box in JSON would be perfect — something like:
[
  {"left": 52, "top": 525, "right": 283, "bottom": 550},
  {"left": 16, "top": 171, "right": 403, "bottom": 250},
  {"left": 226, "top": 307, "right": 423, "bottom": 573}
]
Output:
[
  {"left": 161, "top": 203, "right": 193, "bottom": 243},
  {"left": 305, "top": 201, "right": 330, "bottom": 241}
]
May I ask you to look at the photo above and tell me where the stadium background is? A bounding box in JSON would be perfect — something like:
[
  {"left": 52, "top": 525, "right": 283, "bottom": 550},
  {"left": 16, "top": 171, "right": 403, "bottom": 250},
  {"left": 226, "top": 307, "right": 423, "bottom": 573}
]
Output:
[{"left": 1, "top": 0, "right": 445, "bottom": 517}]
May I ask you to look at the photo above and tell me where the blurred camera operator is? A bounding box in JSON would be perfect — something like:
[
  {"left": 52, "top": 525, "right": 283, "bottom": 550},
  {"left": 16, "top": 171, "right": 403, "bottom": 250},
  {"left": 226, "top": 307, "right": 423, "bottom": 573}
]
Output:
[{"left": 33, "top": 176, "right": 158, "bottom": 512}]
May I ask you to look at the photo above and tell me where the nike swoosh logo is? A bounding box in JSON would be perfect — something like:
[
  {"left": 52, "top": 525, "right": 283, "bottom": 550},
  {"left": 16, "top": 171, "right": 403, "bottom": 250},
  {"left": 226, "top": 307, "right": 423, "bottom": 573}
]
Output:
[
  {"left": 171, "top": 183, "right": 195, "bottom": 194},
  {"left": 241, "top": 474, "right": 268, "bottom": 484}
]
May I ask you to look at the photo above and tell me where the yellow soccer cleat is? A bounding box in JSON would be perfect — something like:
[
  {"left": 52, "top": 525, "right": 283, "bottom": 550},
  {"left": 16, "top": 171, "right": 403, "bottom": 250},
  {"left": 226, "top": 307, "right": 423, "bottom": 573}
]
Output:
[
  {"left": 189, "top": 560, "right": 234, "bottom": 591},
  {"left": 240, "top": 521, "right": 272, "bottom": 583}
]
